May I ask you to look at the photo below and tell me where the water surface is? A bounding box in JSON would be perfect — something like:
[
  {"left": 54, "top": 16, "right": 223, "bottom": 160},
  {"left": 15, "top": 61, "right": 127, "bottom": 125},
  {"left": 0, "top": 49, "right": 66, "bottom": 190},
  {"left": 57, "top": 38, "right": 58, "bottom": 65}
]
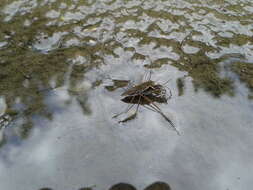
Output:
[{"left": 0, "top": 0, "right": 253, "bottom": 190}]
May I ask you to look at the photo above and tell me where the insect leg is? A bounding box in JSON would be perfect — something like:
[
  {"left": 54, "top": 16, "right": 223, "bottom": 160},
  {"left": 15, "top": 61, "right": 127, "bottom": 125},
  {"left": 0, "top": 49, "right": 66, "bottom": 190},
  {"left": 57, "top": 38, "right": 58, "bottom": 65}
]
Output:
[
  {"left": 142, "top": 104, "right": 159, "bottom": 113},
  {"left": 118, "top": 95, "right": 142, "bottom": 123},
  {"left": 113, "top": 95, "right": 136, "bottom": 118},
  {"left": 112, "top": 103, "right": 135, "bottom": 118},
  {"left": 135, "top": 95, "right": 142, "bottom": 114},
  {"left": 139, "top": 94, "right": 180, "bottom": 135},
  {"left": 161, "top": 78, "right": 171, "bottom": 86}
]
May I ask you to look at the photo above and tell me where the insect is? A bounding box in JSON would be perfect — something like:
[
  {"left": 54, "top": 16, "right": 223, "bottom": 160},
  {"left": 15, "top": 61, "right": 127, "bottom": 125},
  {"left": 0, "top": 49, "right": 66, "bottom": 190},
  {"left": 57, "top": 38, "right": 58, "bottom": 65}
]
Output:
[{"left": 113, "top": 72, "right": 180, "bottom": 135}]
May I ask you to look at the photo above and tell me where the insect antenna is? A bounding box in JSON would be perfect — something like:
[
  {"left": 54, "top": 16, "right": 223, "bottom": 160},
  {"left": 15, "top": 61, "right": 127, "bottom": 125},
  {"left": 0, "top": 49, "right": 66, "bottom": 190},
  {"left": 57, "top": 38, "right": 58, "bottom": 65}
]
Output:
[
  {"left": 147, "top": 70, "right": 152, "bottom": 81},
  {"left": 161, "top": 78, "right": 171, "bottom": 86},
  {"left": 141, "top": 70, "right": 153, "bottom": 82}
]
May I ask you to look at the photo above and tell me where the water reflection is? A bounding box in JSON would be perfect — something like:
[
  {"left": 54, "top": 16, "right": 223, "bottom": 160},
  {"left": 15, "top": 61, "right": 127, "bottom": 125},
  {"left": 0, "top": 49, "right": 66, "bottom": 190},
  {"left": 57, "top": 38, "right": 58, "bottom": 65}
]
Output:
[
  {"left": 0, "top": 0, "right": 252, "bottom": 142},
  {"left": 0, "top": 0, "right": 253, "bottom": 190}
]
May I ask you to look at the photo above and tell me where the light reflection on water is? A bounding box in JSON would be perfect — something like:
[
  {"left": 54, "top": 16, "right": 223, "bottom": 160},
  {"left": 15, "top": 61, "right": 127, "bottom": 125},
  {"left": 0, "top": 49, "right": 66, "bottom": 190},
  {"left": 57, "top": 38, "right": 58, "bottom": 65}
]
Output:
[{"left": 0, "top": 0, "right": 253, "bottom": 190}]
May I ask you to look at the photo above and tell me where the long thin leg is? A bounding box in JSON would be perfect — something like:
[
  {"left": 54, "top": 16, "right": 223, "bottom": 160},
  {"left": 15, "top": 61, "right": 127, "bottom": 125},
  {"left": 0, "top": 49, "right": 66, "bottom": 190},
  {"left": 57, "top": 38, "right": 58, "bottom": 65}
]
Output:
[
  {"left": 113, "top": 104, "right": 135, "bottom": 118},
  {"left": 148, "top": 102, "right": 180, "bottom": 135},
  {"left": 140, "top": 94, "right": 180, "bottom": 135},
  {"left": 135, "top": 95, "right": 141, "bottom": 114},
  {"left": 119, "top": 95, "right": 142, "bottom": 123},
  {"left": 147, "top": 103, "right": 161, "bottom": 113},
  {"left": 141, "top": 95, "right": 162, "bottom": 112},
  {"left": 142, "top": 104, "right": 159, "bottom": 113},
  {"left": 161, "top": 79, "right": 171, "bottom": 86},
  {"left": 113, "top": 95, "right": 135, "bottom": 118}
]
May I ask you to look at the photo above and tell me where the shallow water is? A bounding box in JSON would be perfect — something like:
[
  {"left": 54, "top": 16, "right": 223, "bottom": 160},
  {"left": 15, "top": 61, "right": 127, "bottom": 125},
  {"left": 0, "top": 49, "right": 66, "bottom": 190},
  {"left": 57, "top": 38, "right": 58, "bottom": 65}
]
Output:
[{"left": 0, "top": 0, "right": 253, "bottom": 190}]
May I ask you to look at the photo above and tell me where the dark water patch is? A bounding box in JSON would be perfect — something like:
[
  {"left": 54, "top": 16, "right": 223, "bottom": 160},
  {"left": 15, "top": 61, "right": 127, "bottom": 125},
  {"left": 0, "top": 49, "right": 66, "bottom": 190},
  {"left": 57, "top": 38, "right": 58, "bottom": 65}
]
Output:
[
  {"left": 144, "top": 58, "right": 174, "bottom": 69},
  {"left": 173, "top": 51, "right": 235, "bottom": 97},
  {"left": 230, "top": 61, "right": 253, "bottom": 98},
  {"left": 176, "top": 77, "right": 185, "bottom": 96}
]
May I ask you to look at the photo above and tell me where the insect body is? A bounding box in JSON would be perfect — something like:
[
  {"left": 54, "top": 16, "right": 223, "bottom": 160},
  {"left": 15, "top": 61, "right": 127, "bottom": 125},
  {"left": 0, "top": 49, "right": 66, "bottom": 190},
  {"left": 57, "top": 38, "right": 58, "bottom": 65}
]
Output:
[
  {"left": 120, "top": 80, "right": 168, "bottom": 105},
  {"left": 113, "top": 77, "right": 180, "bottom": 135},
  {"left": 121, "top": 81, "right": 155, "bottom": 96}
]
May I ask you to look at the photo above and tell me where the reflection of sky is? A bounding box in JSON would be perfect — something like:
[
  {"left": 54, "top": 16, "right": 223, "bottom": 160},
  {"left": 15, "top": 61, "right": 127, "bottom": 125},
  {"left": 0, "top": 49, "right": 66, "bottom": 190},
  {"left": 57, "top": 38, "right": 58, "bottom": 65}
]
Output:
[
  {"left": 1, "top": 65, "right": 253, "bottom": 190},
  {"left": 0, "top": 0, "right": 253, "bottom": 190}
]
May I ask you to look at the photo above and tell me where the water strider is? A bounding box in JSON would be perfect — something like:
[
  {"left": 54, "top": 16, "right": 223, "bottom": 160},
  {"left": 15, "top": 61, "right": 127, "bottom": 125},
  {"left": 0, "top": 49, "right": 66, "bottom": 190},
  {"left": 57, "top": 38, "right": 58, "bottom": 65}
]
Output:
[{"left": 114, "top": 73, "right": 180, "bottom": 135}]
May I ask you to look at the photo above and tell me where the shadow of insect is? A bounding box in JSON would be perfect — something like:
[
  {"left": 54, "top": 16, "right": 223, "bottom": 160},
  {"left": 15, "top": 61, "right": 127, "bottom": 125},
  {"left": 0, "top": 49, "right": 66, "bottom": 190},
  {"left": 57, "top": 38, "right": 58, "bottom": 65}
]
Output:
[{"left": 113, "top": 71, "right": 180, "bottom": 135}]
